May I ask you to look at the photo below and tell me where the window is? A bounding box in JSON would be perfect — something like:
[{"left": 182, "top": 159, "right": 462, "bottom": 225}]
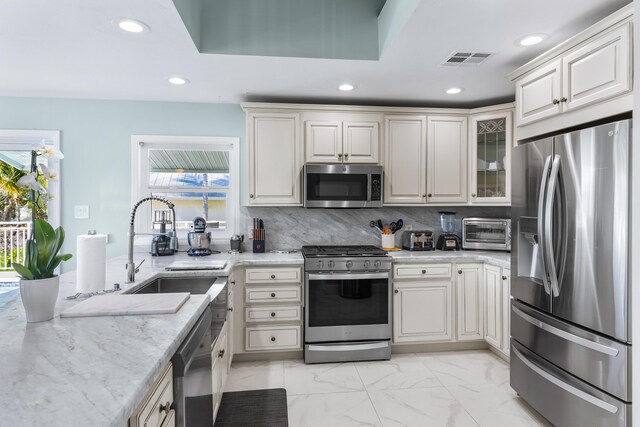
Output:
[{"left": 132, "top": 136, "right": 239, "bottom": 240}]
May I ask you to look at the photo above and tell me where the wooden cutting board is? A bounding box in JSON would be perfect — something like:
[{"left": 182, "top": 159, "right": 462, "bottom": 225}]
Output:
[{"left": 60, "top": 293, "right": 190, "bottom": 318}]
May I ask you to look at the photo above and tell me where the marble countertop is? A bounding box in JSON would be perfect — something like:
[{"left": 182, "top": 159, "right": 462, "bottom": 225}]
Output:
[{"left": 0, "top": 247, "right": 510, "bottom": 427}]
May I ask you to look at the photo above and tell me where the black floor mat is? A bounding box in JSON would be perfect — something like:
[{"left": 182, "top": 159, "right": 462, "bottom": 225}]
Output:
[{"left": 214, "top": 388, "right": 289, "bottom": 427}]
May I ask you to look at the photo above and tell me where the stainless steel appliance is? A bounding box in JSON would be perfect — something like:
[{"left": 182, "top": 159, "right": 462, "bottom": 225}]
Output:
[
  {"left": 187, "top": 217, "right": 216, "bottom": 256},
  {"left": 435, "top": 211, "right": 461, "bottom": 251},
  {"left": 510, "top": 118, "right": 632, "bottom": 427},
  {"left": 304, "top": 164, "right": 383, "bottom": 208},
  {"left": 302, "top": 245, "right": 392, "bottom": 363},
  {"left": 169, "top": 279, "right": 228, "bottom": 427},
  {"left": 461, "top": 218, "right": 511, "bottom": 251},
  {"left": 401, "top": 230, "right": 435, "bottom": 251}
]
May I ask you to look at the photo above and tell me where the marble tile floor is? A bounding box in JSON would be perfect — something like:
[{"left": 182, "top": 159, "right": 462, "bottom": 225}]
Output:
[{"left": 224, "top": 350, "right": 553, "bottom": 427}]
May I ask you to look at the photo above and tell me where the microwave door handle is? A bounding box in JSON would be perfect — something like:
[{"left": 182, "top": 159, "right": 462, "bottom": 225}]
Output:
[
  {"left": 544, "top": 154, "right": 561, "bottom": 297},
  {"left": 367, "top": 173, "right": 372, "bottom": 203},
  {"left": 538, "top": 155, "right": 552, "bottom": 296}
]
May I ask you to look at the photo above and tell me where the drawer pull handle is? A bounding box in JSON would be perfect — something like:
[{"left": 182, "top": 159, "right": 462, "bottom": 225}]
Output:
[
  {"left": 271, "top": 312, "right": 276, "bottom": 317},
  {"left": 271, "top": 274, "right": 276, "bottom": 279},
  {"left": 270, "top": 292, "right": 276, "bottom": 298},
  {"left": 218, "top": 349, "right": 225, "bottom": 358},
  {"left": 271, "top": 336, "right": 276, "bottom": 342},
  {"left": 159, "top": 401, "right": 171, "bottom": 413},
  {"left": 421, "top": 269, "right": 426, "bottom": 274},
  {"left": 231, "top": 280, "right": 236, "bottom": 285}
]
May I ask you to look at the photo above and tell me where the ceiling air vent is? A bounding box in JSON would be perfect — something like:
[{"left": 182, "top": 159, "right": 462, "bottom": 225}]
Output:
[{"left": 440, "top": 51, "right": 493, "bottom": 67}]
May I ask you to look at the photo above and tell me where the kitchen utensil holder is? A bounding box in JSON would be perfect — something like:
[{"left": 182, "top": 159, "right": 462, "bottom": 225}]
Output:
[
  {"left": 381, "top": 234, "right": 395, "bottom": 249},
  {"left": 253, "top": 239, "right": 265, "bottom": 253}
]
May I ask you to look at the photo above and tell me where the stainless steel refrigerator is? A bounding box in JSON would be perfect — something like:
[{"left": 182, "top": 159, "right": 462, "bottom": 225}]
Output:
[{"left": 510, "top": 118, "right": 632, "bottom": 427}]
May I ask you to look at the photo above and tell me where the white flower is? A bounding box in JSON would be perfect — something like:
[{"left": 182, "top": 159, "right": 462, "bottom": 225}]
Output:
[
  {"left": 39, "top": 145, "right": 64, "bottom": 160},
  {"left": 40, "top": 164, "right": 58, "bottom": 180},
  {"left": 16, "top": 173, "right": 43, "bottom": 192}
]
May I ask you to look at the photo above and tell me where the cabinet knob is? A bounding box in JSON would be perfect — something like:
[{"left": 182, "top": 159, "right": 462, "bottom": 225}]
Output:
[
  {"left": 271, "top": 312, "right": 276, "bottom": 317},
  {"left": 427, "top": 193, "right": 432, "bottom": 198},
  {"left": 422, "top": 269, "right": 426, "bottom": 274},
  {"left": 338, "top": 153, "right": 343, "bottom": 159},
  {"left": 271, "top": 274, "right": 276, "bottom": 279},
  {"left": 228, "top": 307, "right": 233, "bottom": 312},
  {"left": 271, "top": 336, "right": 276, "bottom": 342},
  {"left": 159, "top": 401, "right": 171, "bottom": 413},
  {"left": 471, "top": 193, "right": 476, "bottom": 197},
  {"left": 250, "top": 194, "right": 255, "bottom": 198},
  {"left": 502, "top": 276, "right": 508, "bottom": 280},
  {"left": 218, "top": 349, "right": 225, "bottom": 358},
  {"left": 394, "top": 289, "right": 399, "bottom": 294},
  {"left": 344, "top": 154, "right": 349, "bottom": 160},
  {"left": 552, "top": 98, "right": 560, "bottom": 105},
  {"left": 458, "top": 269, "right": 463, "bottom": 274},
  {"left": 422, "top": 194, "right": 427, "bottom": 198},
  {"left": 560, "top": 97, "right": 567, "bottom": 103},
  {"left": 270, "top": 292, "right": 276, "bottom": 297},
  {"left": 230, "top": 280, "right": 236, "bottom": 285}
]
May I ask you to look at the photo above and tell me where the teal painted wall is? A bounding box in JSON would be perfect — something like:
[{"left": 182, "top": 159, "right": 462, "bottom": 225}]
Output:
[{"left": 0, "top": 97, "right": 245, "bottom": 270}]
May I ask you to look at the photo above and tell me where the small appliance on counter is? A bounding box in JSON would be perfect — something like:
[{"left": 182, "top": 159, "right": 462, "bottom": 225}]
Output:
[
  {"left": 151, "top": 210, "right": 176, "bottom": 256},
  {"left": 462, "top": 218, "right": 511, "bottom": 251},
  {"left": 401, "top": 230, "right": 434, "bottom": 251},
  {"left": 435, "top": 211, "right": 461, "bottom": 251},
  {"left": 229, "top": 234, "right": 244, "bottom": 254},
  {"left": 187, "top": 216, "right": 219, "bottom": 256}
]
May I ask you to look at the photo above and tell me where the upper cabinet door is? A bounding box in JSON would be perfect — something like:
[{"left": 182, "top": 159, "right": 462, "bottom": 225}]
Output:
[
  {"left": 469, "top": 111, "right": 512, "bottom": 205},
  {"left": 426, "top": 116, "right": 468, "bottom": 204},
  {"left": 248, "top": 113, "right": 302, "bottom": 205},
  {"left": 343, "top": 121, "right": 379, "bottom": 164},
  {"left": 562, "top": 23, "right": 631, "bottom": 112},
  {"left": 516, "top": 59, "right": 562, "bottom": 126},
  {"left": 305, "top": 120, "right": 342, "bottom": 163},
  {"left": 384, "top": 116, "right": 427, "bottom": 204}
]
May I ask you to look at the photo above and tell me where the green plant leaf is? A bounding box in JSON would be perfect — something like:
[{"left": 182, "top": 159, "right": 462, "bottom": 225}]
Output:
[
  {"left": 47, "top": 253, "right": 72, "bottom": 274},
  {"left": 45, "top": 226, "right": 66, "bottom": 273},
  {"left": 12, "top": 262, "right": 34, "bottom": 280},
  {"left": 34, "top": 219, "right": 55, "bottom": 269}
]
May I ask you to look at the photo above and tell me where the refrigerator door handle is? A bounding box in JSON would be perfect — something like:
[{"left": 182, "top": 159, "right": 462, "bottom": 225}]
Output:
[
  {"left": 511, "top": 346, "right": 619, "bottom": 414},
  {"left": 544, "top": 154, "right": 561, "bottom": 297},
  {"left": 537, "top": 155, "right": 552, "bottom": 295},
  {"left": 512, "top": 305, "right": 619, "bottom": 356}
]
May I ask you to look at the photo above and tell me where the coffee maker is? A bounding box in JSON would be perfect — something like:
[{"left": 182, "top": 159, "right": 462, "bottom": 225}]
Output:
[
  {"left": 435, "top": 211, "right": 461, "bottom": 251},
  {"left": 187, "top": 217, "right": 217, "bottom": 256}
]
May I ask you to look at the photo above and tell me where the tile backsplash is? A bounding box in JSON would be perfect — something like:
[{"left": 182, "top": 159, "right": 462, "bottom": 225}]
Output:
[{"left": 238, "top": 206, "right": 510, "bottom": 250}]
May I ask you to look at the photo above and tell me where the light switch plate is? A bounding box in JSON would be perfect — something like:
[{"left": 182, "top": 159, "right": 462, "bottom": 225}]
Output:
[{"left": 74, "top": 205, "right": 89, "bottom": 219}]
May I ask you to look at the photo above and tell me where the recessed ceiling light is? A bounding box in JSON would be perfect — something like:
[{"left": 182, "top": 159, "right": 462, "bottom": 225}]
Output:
[
  {"left": 517, "top": 34, "right": 547, "bottom": 47},
  {"left": 117, "top": 19, "right": 149, "bottom": 33},
  {"left": 446, "top": 87, "right": 463, "bottom": 95},
  {"left": 338, "top": 83, "right": 355, "bottom": 91},
  {"left": 168, "top": 77, "right": 189, "bottom": 85}
]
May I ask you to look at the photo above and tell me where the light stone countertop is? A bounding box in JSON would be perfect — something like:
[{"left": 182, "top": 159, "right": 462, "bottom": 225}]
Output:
[{"left": 0, "top": 248, "right": 511, "bottom": 427}]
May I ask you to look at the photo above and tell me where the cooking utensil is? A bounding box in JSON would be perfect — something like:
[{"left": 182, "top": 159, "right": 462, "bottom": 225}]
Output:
[
  {"left": 377, "top": 219, "right": 383, "bottom": 230},
  {"left": 369, "top": 220, "right": 381, "bottom": 232}
]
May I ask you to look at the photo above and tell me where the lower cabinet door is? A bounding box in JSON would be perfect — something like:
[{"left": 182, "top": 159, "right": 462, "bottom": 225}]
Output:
[
  {"left": 160, "top": 410, "right": 175, "bottom": 427},
  {"left": 393, "top": 280, "right": 453, "bottom": 343},
  {"left": 484, "top": 265, "right": 502, "bottom": 348},
  {"left": 501, "top": 268, "right": 511, "bottom": 356},
  {"left": 456, "top": 264, "right": 484, "bottom": 341}
]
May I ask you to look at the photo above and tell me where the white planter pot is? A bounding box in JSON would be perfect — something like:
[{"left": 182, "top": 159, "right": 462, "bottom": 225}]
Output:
[{"left": 20, "top": 276, "right": 60, "bottom": 323}]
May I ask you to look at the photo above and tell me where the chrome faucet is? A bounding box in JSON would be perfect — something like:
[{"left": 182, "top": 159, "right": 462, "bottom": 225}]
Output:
[{"left": 126, "top": 196, "right": 178, "bottom": 283}]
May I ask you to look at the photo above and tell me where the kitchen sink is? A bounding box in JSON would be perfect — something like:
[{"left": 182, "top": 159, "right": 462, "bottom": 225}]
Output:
[{"left": 127, "top": 277, "right": 221, "bottom": 295}]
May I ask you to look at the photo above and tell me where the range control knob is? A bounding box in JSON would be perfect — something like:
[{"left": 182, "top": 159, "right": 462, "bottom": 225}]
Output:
[
  {"left": 316, "top": 260, "right": 324, "bottom": 269},
  {"left": 346, "top": 261, "right": 353, "bottom": 269},
  {"left": 328, "top": 260, "right": 335, "bottom": 269},
  {"left": 374, "top": 260, "right": 381, "bottom": 268},
  {"left": 363, "top": 261, "right": 371, "bottom": 269}
]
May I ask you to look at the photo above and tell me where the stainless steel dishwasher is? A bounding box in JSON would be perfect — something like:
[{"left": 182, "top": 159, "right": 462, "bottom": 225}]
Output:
[{"left": 171, "top": 280, "right": 227, "bottom": 427}]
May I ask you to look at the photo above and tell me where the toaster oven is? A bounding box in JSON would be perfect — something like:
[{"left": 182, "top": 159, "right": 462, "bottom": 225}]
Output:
[{"left": 462, "top": 218, "right": 511, "bottom": 251}]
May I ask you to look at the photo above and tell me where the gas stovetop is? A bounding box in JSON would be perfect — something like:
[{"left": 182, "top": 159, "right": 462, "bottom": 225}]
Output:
[{"left": 301, "top": 245, "right": 387, "bottom": 258}]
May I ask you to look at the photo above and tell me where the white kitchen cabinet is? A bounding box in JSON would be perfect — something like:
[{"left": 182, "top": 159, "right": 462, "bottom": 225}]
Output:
[
  {"left": 484, "top": 264, "right": 502, "bottom": 349},
  {"left": 384, "top": 115, "right": 427, "bottom": 204},
  {"left": 130, "top": 363, "right": 174, "bottom": 427},
  {"left": 211, "top": 322, "right": 229, "bottom": 422},
  {"left": 455, "top": 264, "right": 484, "bottom": 341},
  {"left": 469, "top": 111, "right": 511, "bottom": 205},
  {"left": 515, "top": 59, "right": 562, "bottom": 126},
  {"left": 393, "top": 280, "right": 453, "bottom": 343},
  {"left": 305, "top": 119, "right": 379, "bottom": 164},
  {"left": 247, "top": 112, "right": 302, "bottom": 205},
  {"left": 426, "top": 116, "right": 468, "bottom": 204},
  {"left": 501, "top": 268, "right": 511, "bottom": 356}
]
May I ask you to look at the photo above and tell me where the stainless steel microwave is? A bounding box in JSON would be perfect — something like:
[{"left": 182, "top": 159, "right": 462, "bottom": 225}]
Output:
[
  {"left": 304, "top": 164, "right": 383, "bottom": 208},
  {"left": 462, "top": 218, "right": 511, "bottom": 251}
]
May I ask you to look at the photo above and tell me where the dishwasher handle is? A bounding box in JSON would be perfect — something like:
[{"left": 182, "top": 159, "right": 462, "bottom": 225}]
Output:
[{"left": 171, "top": 308, "right": 212, "bottom": 375}]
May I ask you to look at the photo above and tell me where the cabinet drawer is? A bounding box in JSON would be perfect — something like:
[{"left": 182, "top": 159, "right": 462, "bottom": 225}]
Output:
[
  {"left": 245, "top": 305, "right": 302, "bottom": 323},
  {"left": 245, "top": 325, "right": 302, "bottom": 351},
  {"left": 394, "top": 263, "right": 452, "bottom": 279},
  {"left": 245, "top": 267, "right": 301, "bottom": 283},
  {"left": 245, "top": 286, "right": 301, "bottom": 304},
  {"left": 130, "top": 363, "right": 173, "bottom": 427}
]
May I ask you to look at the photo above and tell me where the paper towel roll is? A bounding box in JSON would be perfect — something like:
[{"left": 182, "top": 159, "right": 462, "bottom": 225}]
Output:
[{"left": 76, "top": 234, "right": 107, "bottom": 293}]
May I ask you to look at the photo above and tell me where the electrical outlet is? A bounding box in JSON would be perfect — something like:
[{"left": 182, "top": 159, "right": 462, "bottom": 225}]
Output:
[
  {"left": 405, "top": 224, "right": 413, "bottom": 231},
  {"left": 74, "top": 205, "right": 89, "bottom": 219}
]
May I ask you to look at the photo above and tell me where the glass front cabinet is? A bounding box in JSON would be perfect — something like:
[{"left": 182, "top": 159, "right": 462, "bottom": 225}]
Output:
[{"left": 469, "top": 111, "right": 512, "bottom": 205}]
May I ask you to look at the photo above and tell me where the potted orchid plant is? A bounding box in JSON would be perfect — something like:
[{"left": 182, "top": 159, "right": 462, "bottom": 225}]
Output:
[{"left": 12, "top": 145, "right": 72, "bottom": 322}]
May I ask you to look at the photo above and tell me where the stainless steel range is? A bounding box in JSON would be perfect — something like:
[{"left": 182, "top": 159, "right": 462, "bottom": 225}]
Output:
[{"left": 301, "top": 245, "right": 392, "bottom": 364}]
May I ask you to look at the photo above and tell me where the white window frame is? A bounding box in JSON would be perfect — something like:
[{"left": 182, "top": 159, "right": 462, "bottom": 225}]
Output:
[
  {"left": 131, "top": 135, "right": 240, "bottom": 242},
  {"left": 0, "top": 129, "right": 61, "bottom": 227}
]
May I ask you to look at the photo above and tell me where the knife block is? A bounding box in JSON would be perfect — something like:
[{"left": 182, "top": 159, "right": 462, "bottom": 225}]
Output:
[{"left": 252, "top": 239, "right": 265, "bottom": 253}]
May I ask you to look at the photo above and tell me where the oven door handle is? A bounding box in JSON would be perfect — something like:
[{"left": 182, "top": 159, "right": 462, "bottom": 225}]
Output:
[{"left": 308, "top": 272, "right": 390, "bottom": 281}]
